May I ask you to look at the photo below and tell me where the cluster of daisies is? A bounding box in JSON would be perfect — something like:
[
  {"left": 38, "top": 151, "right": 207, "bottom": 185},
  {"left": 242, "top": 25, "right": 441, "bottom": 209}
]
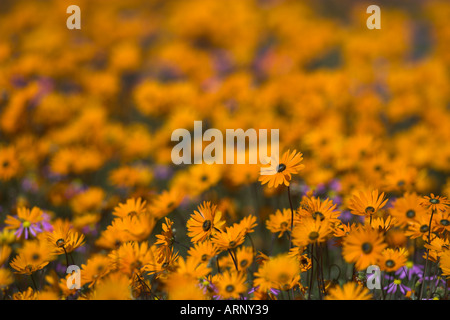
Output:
[
  {"left": 1, "top": 149, "right": 449, "bottom": 300},
  {"left": 1, "top": 0, "right": 450, "bottom": 300}
]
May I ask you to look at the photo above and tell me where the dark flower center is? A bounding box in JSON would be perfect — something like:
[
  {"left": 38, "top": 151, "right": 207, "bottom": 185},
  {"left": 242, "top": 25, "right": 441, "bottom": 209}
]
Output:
[
  {"left": 278, "top": 273, "right": 289, "bottom": 283},
  {"left": 313, "top": 212, "right": 325, "bottom": 221},
  {"left": 128, "top": 211, "right": 138, "bottom": 217},
  {"left": 362, "top": 242, "right": 373, "bottom": 254},
  {"left": 202, "top": 220, "right": 212, "bottom": 232},
  {"left": 32, "top": 253, "right": 40, "bottom": 261},
  {"left": 229, "top": 241, "right": 236, "bottom": 247},
  {"left": 56, "top": 239, "right": 65, "bottom": 247},
  {"left": 240, "top": 259, "right": 248, "bottom": 268},
  {"left": 201, "top": 175, "right": 208, "bottom": 182},
  {"left": 420, "top": 225, "right": 429, "bottom": 233},
  {"left": 201, "top": 254, "right": 208, "bottom": 262},
  {"left": 309, "top": 231, "right": 319, "bottom": 241},
  {"left": 365, "top": 206, "right": 375, "bottom": 214},
  {"left": 440, "top": 219, "right": 450, "bottom": 226},
  {"left": 385, "top": 260, "right": 395, "bottom": 268},
  {"left": 430, "top": 198, "right": 439, "bottom": 204},
  {"left": 280, "top": 222, "right": 288, "bottom": 228},
  {"left": 406, "top": 210, "right": 416, "bottom": 218},
  {"left": 276, "top": 163, "right": 287, "bottom": 173},
  {"left": 2, "top": 160, "right": 9, "bottom": 168},
  {"left": 226, "top": 285, "right": 235, "bottom": 292}
]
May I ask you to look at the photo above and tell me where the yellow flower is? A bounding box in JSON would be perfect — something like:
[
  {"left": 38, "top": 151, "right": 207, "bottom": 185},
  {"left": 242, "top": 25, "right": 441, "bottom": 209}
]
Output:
[
  {"left": 326, "top": 282, "right": 372, "bottom": 300},
  {"left": 187, "top": 201, "right": 225, "bottom": 243},
  {"left": 214, "top": 271, "right": 247, "bottom": 300},
  {"left": 91, "top": 272, "right": 132, "bottom": 300},
  {"left": 342, "top": 226, "right": 387, "bottom": 270},
  {"left": 259, "top": 149, "right": 305, "bottom": 188}
]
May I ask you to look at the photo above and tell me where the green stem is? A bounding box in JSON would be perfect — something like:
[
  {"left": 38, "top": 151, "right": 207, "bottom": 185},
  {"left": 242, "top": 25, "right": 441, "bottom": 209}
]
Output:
[
  {"left": 419, "top": 209, "right": 435, "bottom": 300},
  {"left": 287, "top": 186, "right": 295, "bottom": 250}
]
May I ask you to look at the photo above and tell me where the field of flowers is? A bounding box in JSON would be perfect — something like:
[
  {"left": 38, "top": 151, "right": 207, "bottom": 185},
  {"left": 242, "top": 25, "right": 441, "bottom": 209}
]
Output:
[{"left": 1, "top": 0, "right": 450, "bottom": 301}]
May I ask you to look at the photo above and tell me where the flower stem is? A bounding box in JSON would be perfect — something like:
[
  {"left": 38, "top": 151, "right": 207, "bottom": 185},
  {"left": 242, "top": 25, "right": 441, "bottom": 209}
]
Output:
[
  {"left": 30, "top": 273, "right": 38, "bottom": 291},
  {"left": 287, "top": 186, "right": 295, "bottom": 249},
  {"left": 63, "top": 246, "right": 70, "bottom": 267},
  {"left": 419, "top": 209, "right": 435, "bottom": 300},
  {"left": 228, "top": 249, "right": 239, "bottom": 272}
]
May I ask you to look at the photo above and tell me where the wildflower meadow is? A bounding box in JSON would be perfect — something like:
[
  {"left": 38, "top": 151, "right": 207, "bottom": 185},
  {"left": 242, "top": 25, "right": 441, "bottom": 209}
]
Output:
[{"left": 1, "top": 0, "right": 450, "bottom": 304}]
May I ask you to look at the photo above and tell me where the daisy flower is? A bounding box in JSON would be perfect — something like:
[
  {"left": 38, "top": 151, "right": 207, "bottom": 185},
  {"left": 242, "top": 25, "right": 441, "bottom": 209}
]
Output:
[
  {"left": 325, "top": 282, "right": 372, "bottom": 300},
  {"left": 384, "top": 278, "right": 411, "bottom": 295},
  {"left": 342, "top": 226, "right": 387, "bottom": 270},
  {"left": 348, "top": 189, "right": 388, "bottom": 217},
  {"left": 4, "top": 206, "right": 44, "bottom": 239},
  {"left": 187, "top": 201, "right": 225, "bottom": 243},
  {"left": 259, "top": 149, "right": 305, "bottom": 188}
]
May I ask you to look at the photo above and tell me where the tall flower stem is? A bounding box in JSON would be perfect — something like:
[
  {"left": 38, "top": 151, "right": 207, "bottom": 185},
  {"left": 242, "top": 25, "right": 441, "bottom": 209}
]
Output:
[
  {"left": 419, "top": 209, "right": 435, "bottom": 300},
  {"left": 62, "top": 246, "right": 70, "bottom": 267},
  {"left": 287, "top": 186, "right": 295, "bottom": 249},
  {"left": 30, "top": 273, "right": 38, "bottom": 291},
  {"left": 228, "top": 249, "right": 239, "bottom": 272},
  {"left": 308, "top": 243, "right": 315, "bottom": 300}
]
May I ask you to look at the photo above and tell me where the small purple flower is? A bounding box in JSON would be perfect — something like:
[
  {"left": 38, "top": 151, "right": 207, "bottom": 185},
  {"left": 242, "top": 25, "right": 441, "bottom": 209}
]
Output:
[
  {"left": 395, "top": 262, "right": 424, "bottom": 281},
  {"left": 423, "top": 275, "right": 446, "bottom": 287},
  {"left": 384, "top": 279, "right": 411, "bottom": 295},
  {"left": 15, "top": 221, "right": 42, "bottom": 240},
  {"left": 329, "top": 179, "right": 342, "bottom": 192},
  {"left": 40, "top": 212, "right": 54, "bottom": 232},
  {"left": 339, "top": 210, "right": 353, "bottom": 223},
  {"left": 248, "top": 286, "right": 280, "bottom": 296}
]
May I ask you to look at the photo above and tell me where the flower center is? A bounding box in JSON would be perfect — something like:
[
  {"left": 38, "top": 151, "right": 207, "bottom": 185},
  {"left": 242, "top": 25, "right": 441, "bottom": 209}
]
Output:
[
  {"left": 405, "top": 261, "right": 414, "bottom": 269},
  {"left": 313, "top": 212, "right": 325, "bottom": 221},
  {"left": 440, "top": 219, "right": 450, "bottom": 226},
  {"left": 32, "top": 253, "right": 40, "bottom": 261},
  {"left": 240, "top": 259, "right": 248, "bottom": 268},
  {"left": 406, "top": 210, "right": 415, "bottom": 218},
  {"left": 362, "top": 242, "right": 373, "bottom": 254},
  {"left": 309, "top": 231, "right": 319, "bottom": 241},
  {"left": 280, "top": 222, "right": 288, "bottom": 229},
  {"left": 420, "top": 225, "right": 429, "bottom": 233},
  {"left": 430, "top": 198, "right": 439, "bottom": 204},
  {"left": 276, "top": 163, "right": 287, "bottom": 173},
  {"left": 56, "top": 238, "right": 65, "bottom": 247},
  {"left": 365, "top": 206, "right": 375, "bottom": 214},
  {"left": 385, "top": 259, "right": 395, "bottom": 268},
  {"left": 22, "top": 221, "right": 31, "bottom": 228},
  {"left": 225, "top": 285, "right": 235, "bottom": 292},
  {"left": 229, "top": 241, "right": 236, "bottom": 247},
  {"left": 394, "top": 279, "right": 402, "bottom": 285},
  {"left": 278, "top": 272, "right": 289, "bottom": 283},
  {"left": 128, "top": 211, "right": 138, "bottom": 217},
  {"left": 201, "top": 254, "right": 208, "bottom": 262},
  {"left": 202, "top": 220, "right": 212, "bottom": 232}
]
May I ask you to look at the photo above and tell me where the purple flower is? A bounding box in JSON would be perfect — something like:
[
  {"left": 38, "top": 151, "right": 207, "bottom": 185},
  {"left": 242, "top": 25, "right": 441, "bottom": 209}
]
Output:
[
  {"left": 329, "top": 179, "right": 342, "bottom": 192},
  {"left": 384, "top": 279, "right": 411, "bottom": 295},
  {"left": 15, "top": 221, "right": 42, "bottom": 240},
  {"left": 423, "top": 275, "right": 446, "bottom": 287},
  {"left": 395, "top": 262, "right": 423, "bottom": 281}
]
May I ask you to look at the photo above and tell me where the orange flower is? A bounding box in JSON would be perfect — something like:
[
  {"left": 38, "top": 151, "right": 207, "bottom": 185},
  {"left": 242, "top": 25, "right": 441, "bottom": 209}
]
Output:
[
  {"left": 259, "top": 149, "right": 305, "bottom": 188},
  {"left": 348, "top": 189, "right": 388, "bottom": 217},
  {"left": 187, "top": 201, "right": 225, "bottom": 243}
]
